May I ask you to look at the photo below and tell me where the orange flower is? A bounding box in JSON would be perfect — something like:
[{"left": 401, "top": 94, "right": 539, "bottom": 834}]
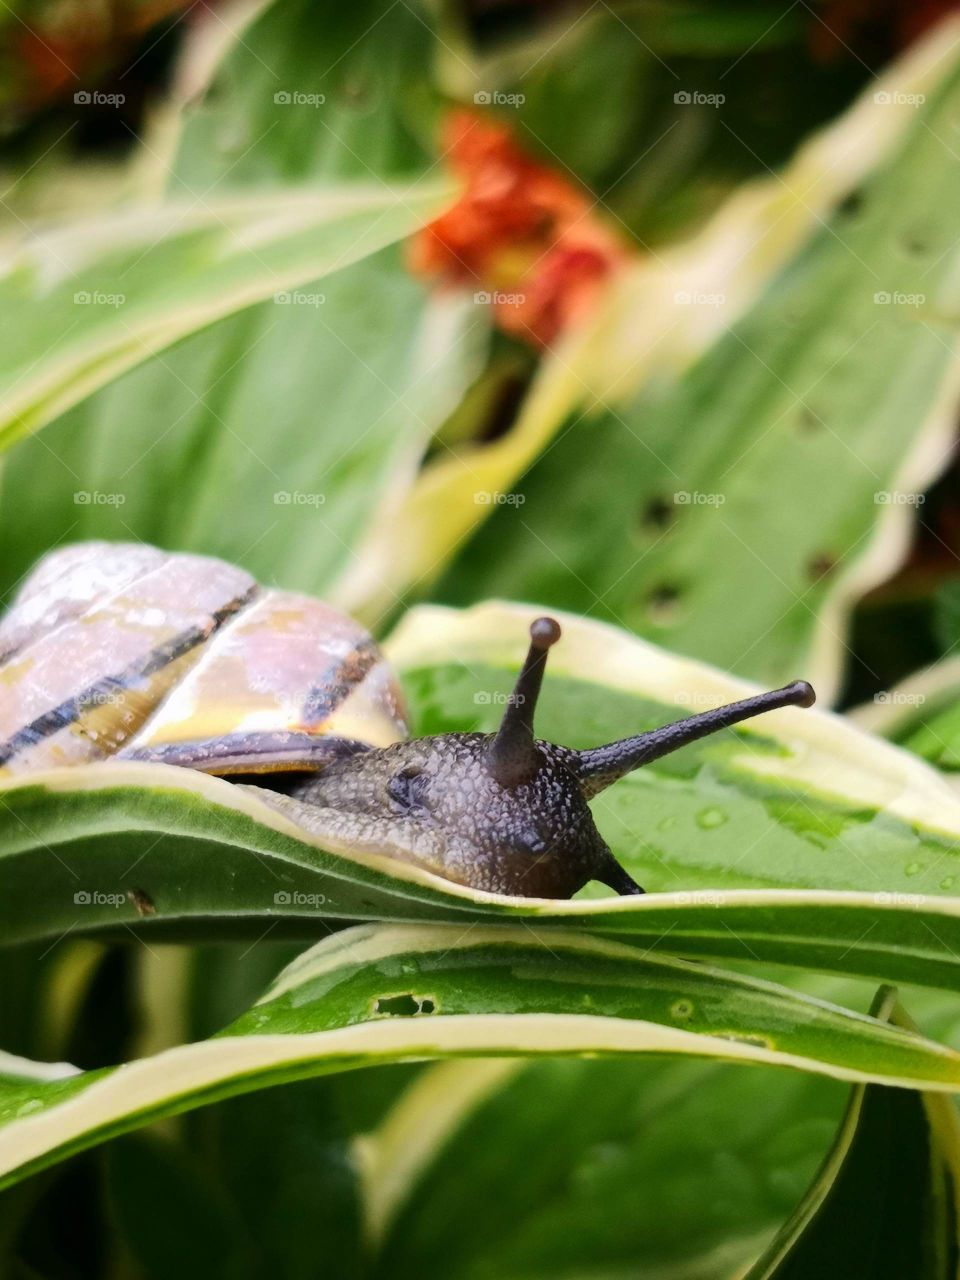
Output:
[{"left": 409, "top": 108, "right": 627, "bottom": 347}]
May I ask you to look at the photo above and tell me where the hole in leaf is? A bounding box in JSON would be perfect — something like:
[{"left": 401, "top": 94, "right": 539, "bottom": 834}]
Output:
[
  {"left": 836, "top": 189, "right": 864, "bottom": 219},
  {"left": 901, "top": 226, "right": 932, "bottom": 257},
  {"left": 374, "top": 994, "right": 437, "bottom": 1017},
  {"left": 807, "top": 552, "right": 836, "bottom": 581},
  {"left": 646, "top": 583, "right": 683, "bottom": 625},
  {"left": 639, "top": 497, "right": 673, "bottom": 533}
]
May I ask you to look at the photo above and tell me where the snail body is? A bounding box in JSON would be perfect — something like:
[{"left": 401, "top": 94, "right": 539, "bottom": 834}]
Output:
[{"left": 0, "top": 543, "right": 815, "bottom": 898}]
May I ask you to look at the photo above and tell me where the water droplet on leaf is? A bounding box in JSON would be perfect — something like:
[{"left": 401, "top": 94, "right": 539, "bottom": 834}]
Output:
[{"left": 696, "top": 807, "right": 727, "bottom": 830}]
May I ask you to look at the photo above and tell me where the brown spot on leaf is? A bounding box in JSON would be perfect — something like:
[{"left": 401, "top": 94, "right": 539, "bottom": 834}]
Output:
[
  {"left": 127, "top": 888, "right": 155, "bottom": 917},
  {"left": 807, "top": 553, "right": 837, "bottom": 581}
]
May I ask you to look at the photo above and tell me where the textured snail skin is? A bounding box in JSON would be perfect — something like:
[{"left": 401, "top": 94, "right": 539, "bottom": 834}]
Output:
[{"left": 294, "top": 734, "right": 632, "bottom": 898}]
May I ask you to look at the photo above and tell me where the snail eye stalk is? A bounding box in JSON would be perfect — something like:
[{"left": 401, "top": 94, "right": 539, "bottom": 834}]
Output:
[
  {"left": 575, "top": 680, "right": 816, "bottom": 797},
  {"left": 485, "top": 617, "right": 561, "bottom": 788}
]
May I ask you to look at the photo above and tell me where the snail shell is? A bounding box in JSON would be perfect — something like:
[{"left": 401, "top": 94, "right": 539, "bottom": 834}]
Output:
[{"left": 0, "top": 543, "right": 408, "bottom": 777}]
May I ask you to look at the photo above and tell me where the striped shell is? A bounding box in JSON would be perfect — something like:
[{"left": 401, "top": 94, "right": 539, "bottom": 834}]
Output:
[{"left": 0, "top": 543, "right": 408, "bottom": 777}]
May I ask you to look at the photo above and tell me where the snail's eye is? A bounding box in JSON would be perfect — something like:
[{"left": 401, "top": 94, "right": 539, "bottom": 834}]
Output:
[{"left": 387, "top": 765, "right": 428, "bottom": 813}]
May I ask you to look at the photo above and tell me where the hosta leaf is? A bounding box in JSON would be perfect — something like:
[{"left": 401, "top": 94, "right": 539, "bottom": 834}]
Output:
[
  {"left": 104, "top": 1135, "right": 251, "bottom": 1280},
  {"left": 0, "top": 180, "right": 448, "bottom": 455},
  {"left": 6, "top": 603, "right": 960, "bottom": 992},
  {"left": 900, "top": 709, "right": 960, "bottom": 772},
  {"left": 1, "top": 924, "right": 959, "bottom": 1191},
  {"left": 851, "top": 658, "right": 960, "bottom": 773},
  {"left": 361, "top": 1056, "right": 844, "bottom": 1279},
  {"left": 343, "top": 22, "right": 936, "bottom": 622},
  {"left": 0, "top": 258, "right": 475, "bottom": 604},
  {"left": 745, "top": 989, "right": 960, "bottom": 1278},
  {"left": 0, "top": 0, "right": 480, "bottom": 604},
  {"left": 427, "top": 17, "right": 960, "bottom": 702}
]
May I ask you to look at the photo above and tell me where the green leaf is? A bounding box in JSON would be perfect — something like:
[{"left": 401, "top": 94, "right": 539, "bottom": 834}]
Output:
[
  {"left": 0, "top": 180, "right": 447, "bottom": 456},
  {"left": 745, "top": 988, "right": 960, "bottom": 1278},
  {"left": 0, "top": 255, "right": 476, "bottom": 602},
  {"left": 849, "top": 654, "right": 960, "bottom": 771},
  {"left": 1, "top": 923, "right": 959, "bottom": 1191},
  {"left": 104, "top": 1135, "right": 251, "bottom": 1280},
  {"left": 429, "top": 20, "right": 960, "bottom": 700},
  {"left": 898, "top": 701, "right": 960, "bottom": 773},
  {"left": 0, "top": 0, "right": 479, "bottom": 602},
  {"left": 362, "top": 1055, "right": 843, "bottom": 1278},
  {"left": 170, "top": 0, "right": 436, "bottom": 188}
]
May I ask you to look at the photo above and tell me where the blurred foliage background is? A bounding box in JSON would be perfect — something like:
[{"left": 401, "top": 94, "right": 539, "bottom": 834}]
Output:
[{"left": 4, "top": 1, "right": 960, "bottom": 1276}]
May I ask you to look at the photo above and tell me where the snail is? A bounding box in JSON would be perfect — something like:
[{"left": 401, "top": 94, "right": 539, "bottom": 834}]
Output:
[{"left": 0, "top": 543, "right": 816, "bottom": 898}]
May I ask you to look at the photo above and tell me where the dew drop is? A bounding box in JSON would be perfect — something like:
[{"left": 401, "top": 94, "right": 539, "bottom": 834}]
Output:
[
  {"left": 941, "top": 876, "right": 957, "bottom": 891},
  {"left": 217, "top": 124, "right": 249, "bottom": 155},
  {"left": 574, "top": 1141, "right": 626, "bottom": 1188},
  {"left": 905, "top": 861, "right": 924, "bottom": 878},
  {"left": 657, "top": 815, "right": 678, "bottom": 833},
  {"left": 696, "top": 807, "right": 728, "bottom": 830}
]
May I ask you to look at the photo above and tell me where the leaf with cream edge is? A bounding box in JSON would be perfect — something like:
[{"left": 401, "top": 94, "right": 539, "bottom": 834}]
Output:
[
  {"left": 339, "top": 16, "right": 960, "bottom": 676},
  {"left": 745, "top": 988, "right": 960, "bottom": 1279},
  {"left": 357, "top": 1055, "right": 842, "bottom": 1276},
  {"left": 850, "top": 656, "right": 960, "bottom": 774},
  {"left": 0, "top": 177, "right": 450, "bottom": 455},
  {"left": 437, "top": 20, "right": 960, "bottom": 702},
  {"left": 1, "top": 924, "right": 960, "bottom": 1191},
  {"left": 6, "top": 603, "right": 960, "bottom": 990},
  {"left": 0, "top": 0, "right": 479, "bottom": 604}
]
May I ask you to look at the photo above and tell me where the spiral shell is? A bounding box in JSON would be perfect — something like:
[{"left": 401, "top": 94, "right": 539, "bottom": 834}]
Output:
[{"left": 0, "top": 543, "right": 408, "bottom": 776}]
